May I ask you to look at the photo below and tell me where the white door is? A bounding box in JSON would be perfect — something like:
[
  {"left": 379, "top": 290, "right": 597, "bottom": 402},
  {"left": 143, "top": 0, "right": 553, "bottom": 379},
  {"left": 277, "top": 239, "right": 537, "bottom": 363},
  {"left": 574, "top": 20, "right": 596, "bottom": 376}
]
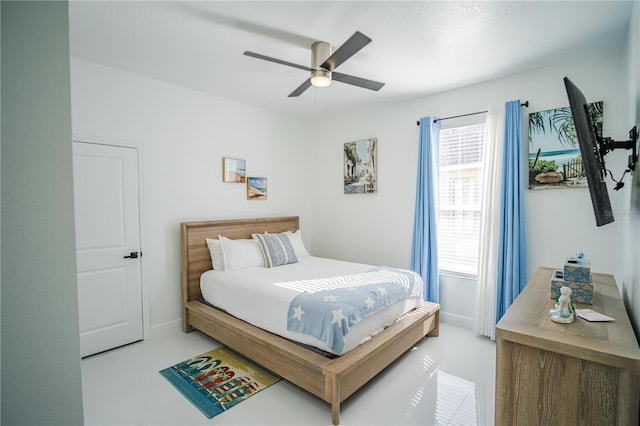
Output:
[{"left": 73, "top": 141, "right": 143, "bottom": 357}]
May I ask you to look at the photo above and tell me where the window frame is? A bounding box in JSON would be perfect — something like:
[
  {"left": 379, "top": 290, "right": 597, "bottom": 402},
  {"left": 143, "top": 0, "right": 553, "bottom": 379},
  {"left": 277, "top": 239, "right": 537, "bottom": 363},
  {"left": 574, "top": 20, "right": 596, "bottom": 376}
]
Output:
[{"left": 437, "top": 117, "right": 486, "bottom": 278}]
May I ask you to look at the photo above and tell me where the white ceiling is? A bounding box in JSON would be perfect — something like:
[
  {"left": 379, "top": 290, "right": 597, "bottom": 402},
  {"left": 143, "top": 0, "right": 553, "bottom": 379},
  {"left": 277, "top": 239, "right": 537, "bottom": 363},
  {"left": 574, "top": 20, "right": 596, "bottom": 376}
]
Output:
[{"left": 68, "top": 1, "right": 633, "bottom": 120}]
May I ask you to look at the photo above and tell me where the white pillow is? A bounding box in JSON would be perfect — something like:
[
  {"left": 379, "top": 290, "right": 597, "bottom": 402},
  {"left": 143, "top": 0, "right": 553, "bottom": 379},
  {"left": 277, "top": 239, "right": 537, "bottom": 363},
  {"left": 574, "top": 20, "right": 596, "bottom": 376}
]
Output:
[
  {"left": 205, "top": 238, "right": 225, "bottom": 270},
  {"left": 286, "top": 229, "right": 310, "bottom": 257},
  {"left": 218, "top": 236, "right": 265, "bottom": 271}
]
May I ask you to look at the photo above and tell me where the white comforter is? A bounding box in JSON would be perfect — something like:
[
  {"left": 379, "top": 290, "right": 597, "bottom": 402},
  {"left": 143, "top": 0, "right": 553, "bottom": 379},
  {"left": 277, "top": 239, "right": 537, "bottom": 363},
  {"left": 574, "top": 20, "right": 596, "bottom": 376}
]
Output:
[{"left": 200, "top": 256, "right": 423, "bottom": 355}]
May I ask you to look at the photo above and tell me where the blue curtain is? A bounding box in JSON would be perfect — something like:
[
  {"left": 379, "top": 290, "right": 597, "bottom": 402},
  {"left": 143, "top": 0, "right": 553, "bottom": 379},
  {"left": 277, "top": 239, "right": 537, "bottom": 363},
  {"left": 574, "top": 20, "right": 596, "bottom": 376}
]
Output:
[
  {"left": 496, "top": 100, "right": 527, "bottom": 322},
  {"left": 411, "top": 117, "right": 440, "bottom": 302}
]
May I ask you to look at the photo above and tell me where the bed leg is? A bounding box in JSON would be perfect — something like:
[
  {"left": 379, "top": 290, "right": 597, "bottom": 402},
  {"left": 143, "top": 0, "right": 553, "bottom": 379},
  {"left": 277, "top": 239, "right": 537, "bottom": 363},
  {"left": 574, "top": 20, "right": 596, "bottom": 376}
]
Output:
[
  {"left": 331, "top": 403, "right": 340, "bottom": 425},
  {"left": 426, "top": 310, "right": 440, "bottom": 337},
  {"left": 326, "top": 373, "right": 341, "bottom": 425},
  {"left": 182, "top": 311, "right": 193, "bottom": 333}
]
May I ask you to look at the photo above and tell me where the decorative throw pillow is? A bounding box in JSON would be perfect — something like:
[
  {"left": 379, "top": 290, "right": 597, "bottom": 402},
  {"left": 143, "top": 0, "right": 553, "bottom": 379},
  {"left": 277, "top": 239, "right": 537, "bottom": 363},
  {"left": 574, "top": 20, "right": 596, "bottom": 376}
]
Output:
[
  {"left": 218, "top": 236, "right": 265, "bottom": 271},
  {"left": 252, "top": 232, "right": 298, "bottom": 268},
  {"left": 285, "top": 229, "right": 310, "bottom": 258}
]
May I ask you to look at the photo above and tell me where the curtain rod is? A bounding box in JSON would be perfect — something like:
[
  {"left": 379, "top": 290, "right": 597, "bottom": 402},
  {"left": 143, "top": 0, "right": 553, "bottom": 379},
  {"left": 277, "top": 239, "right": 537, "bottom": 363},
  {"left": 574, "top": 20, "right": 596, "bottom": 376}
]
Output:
[{"left": 416, "top": 101, "right": 529, "bottom": 126}]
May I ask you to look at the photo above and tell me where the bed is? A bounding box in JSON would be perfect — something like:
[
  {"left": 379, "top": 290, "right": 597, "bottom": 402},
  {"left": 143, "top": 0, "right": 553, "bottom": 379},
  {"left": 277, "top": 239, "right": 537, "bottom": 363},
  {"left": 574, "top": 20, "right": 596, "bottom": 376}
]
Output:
[{"left": 181, "top": 216, "right": 440, "bottom": 424}]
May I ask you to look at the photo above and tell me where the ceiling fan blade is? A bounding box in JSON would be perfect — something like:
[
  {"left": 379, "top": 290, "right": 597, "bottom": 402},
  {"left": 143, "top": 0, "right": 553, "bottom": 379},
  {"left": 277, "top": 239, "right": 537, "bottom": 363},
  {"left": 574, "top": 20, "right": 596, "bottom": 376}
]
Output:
[
  {"left": 321, "top": 31, "right": 371, "bottom": 71},
  {"left": 243, "top": 51, "right": 311, "bottom": 72},
  {"left": 288, "top": 79, "right": 312, "bottom": 97},
  {"left": 332, "top": 72, "right": 385, "bottom": 91}
]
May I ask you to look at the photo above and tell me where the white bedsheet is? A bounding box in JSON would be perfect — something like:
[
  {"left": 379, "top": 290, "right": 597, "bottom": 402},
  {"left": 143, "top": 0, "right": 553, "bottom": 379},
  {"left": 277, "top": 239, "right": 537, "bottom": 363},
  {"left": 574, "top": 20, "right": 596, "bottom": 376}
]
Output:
[{"left": 200, "top": 256, "right": 423, "bottom": 355}]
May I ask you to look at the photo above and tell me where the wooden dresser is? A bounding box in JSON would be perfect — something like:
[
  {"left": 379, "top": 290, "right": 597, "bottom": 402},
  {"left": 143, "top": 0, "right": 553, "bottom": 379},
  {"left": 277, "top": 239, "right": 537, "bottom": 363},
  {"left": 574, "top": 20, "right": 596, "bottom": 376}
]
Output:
[{"left": 495, "top": 267, "right": 640, "bottom": 425}]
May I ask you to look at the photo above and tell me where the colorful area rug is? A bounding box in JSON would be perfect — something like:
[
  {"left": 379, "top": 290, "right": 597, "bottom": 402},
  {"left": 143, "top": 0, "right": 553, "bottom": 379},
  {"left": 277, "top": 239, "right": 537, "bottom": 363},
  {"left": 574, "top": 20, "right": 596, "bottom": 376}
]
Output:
[{"left": 160, "top": 347, "right": 280, "bottom": 418}]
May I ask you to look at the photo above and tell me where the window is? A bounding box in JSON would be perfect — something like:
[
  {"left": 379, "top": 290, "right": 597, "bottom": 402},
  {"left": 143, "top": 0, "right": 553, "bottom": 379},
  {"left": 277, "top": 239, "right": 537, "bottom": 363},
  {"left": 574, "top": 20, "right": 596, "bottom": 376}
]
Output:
[{"left": 438, "top": 122, "right": 485, "bottom": 276}]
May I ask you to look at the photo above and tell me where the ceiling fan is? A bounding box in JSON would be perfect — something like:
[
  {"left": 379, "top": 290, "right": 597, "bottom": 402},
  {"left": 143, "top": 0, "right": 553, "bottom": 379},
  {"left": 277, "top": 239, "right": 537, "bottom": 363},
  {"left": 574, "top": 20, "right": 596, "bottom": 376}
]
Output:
[{"left": 243, "top": 31, "right": 385, "bottom": 97}]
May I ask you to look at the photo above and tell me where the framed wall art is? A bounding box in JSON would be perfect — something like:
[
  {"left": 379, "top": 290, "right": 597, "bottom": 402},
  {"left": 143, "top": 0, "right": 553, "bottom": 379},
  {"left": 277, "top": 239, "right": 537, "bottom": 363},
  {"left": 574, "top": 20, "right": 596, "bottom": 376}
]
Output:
[
  {"left": 344, "top": 138, "right": 377, "bottom": 194},
  {"left": 222, "top": 157, "right": 246, "bottom": 183},
  {"left": 247, "top": 176, "right": 267, "bottom": 200},
  {"left": 528, "top": 101, "right": 603, "bottom": 189}
]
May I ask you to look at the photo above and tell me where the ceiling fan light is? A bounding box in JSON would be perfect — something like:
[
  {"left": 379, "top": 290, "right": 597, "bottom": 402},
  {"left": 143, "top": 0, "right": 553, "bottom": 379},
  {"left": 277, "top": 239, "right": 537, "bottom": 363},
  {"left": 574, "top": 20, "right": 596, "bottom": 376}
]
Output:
[{"left": 311, "top": 69, "right": 332, "bottom": 87}]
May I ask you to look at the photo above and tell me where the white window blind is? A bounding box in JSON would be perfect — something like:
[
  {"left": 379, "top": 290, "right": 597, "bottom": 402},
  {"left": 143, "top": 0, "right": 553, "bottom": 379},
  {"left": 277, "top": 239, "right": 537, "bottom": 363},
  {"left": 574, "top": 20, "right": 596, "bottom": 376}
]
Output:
[{"left": 438, "top": 123, "right": 485, "bottom": 276}]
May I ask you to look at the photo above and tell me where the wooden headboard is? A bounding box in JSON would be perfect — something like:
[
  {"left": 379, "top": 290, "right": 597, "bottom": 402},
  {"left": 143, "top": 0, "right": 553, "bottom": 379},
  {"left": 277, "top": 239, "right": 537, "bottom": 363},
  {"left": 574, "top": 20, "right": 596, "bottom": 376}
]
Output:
[{"left": 180, "top": 216, "right": 300, "bottom": 327}]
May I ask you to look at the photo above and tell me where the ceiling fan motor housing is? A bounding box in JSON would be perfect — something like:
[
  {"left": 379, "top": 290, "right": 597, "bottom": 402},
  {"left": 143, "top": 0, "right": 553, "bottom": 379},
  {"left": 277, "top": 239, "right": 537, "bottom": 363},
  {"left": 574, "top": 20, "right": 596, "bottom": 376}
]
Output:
[{"left": 311, "top": 41, "right": 332, "bottom": 87}]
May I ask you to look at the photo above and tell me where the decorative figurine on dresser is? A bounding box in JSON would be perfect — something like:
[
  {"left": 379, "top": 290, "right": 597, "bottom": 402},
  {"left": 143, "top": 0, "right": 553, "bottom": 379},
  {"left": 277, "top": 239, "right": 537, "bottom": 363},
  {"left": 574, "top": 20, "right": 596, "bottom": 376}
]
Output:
[{"left": 549, "top": 286, "right": 575, "bottom": 323}]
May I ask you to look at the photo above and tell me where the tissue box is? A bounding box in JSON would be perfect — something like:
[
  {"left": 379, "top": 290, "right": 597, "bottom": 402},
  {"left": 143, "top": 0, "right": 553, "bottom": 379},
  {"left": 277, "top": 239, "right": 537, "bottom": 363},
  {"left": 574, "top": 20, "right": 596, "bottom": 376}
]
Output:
[
  {"left": 565, "top": 278, "right": 594, "bottom": 304},
  {"left": 550, "top": 269, "right": 593, "bottom": 305},
  {"left": 563, "top": 257, "right": 591, "bottom": 283}
]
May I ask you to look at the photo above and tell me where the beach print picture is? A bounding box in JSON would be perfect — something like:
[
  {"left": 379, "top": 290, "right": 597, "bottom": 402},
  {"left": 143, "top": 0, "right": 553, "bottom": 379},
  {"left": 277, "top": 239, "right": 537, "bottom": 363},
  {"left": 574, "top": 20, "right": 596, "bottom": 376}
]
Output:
[
  {"left": 247, "top": 177, "right": 267, "bottom": 200},
  {"left": 528, "top": 101, "right": 603, "bottom": 189},
  {"left": 344, "top": 138, "right": 377, "bottom": 194},
  {"left": 223, "top": 158, "right": 246, "bottom": 183}
]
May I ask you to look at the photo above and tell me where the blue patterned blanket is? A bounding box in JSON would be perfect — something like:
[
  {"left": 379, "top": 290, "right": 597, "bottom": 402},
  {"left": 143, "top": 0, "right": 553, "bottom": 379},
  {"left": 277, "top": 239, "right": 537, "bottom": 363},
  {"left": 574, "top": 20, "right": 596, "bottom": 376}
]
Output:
[{"left": 282, "top": 267, "right": 423, "bottom": 355}]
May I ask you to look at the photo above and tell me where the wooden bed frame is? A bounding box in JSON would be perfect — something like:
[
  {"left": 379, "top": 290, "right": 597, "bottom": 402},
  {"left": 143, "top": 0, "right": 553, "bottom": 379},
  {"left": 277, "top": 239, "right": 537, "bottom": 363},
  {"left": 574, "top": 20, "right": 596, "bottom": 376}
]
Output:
[{"left": 181, "top": 216, "right": 440, "bottom": 425}]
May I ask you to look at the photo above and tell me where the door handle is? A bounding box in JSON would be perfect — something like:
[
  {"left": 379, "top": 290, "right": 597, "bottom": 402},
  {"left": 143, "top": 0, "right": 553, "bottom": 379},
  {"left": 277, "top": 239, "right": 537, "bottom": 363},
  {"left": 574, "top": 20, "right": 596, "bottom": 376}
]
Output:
[{"left": 124, "top": 251, "right": 140, "bottom": 259}]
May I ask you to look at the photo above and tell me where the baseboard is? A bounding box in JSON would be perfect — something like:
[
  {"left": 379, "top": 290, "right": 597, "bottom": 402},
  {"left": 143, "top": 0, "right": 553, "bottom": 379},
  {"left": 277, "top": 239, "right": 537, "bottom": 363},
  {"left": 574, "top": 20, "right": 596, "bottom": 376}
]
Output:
[
  {"left": 149, "top": 318, "right": 182, "bottom": 339},
  {"left": 440, "top": 312, "right": 474, "bottom": 330}
]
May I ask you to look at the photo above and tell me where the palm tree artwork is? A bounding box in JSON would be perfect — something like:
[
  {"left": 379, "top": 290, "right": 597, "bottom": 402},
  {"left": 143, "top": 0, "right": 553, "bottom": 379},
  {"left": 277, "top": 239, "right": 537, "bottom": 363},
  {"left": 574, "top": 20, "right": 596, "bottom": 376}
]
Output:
[{"left": 528, "top": 101, "right": 603, "bottom": 189}]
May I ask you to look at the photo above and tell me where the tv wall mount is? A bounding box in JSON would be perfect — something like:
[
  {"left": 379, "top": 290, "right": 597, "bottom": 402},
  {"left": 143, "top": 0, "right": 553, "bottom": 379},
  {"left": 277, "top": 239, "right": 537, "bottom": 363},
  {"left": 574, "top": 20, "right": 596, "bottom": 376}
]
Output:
[{"left": 595, "top": 123, "right": 638, "bottom": 190}]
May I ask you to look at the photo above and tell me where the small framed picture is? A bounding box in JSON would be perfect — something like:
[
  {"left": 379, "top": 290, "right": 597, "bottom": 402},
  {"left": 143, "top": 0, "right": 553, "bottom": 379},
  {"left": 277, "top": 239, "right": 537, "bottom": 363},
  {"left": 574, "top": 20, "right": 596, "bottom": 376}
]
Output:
[
  {"left": 344, "top": 138, "right": 377, "bottom": 194},
  {"left": 222, "top": 157, "right": 246, "bottom": 183},
  {"left": 247, "top": 177, "right": 267, "bottom": 200}
]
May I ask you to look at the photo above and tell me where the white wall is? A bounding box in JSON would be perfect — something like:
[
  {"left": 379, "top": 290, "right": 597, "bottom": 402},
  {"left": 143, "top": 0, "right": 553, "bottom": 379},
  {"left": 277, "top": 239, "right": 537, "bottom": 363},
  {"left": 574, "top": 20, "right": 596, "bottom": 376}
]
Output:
[
  {"left": 70, "top": 58, "right": 311, "bottom": 331},
  {"left": 308, "top": 47, "right": 629, "bottom": 328},
  {"left": 1, "top": 2, "right": 84, "bottom": 424}
]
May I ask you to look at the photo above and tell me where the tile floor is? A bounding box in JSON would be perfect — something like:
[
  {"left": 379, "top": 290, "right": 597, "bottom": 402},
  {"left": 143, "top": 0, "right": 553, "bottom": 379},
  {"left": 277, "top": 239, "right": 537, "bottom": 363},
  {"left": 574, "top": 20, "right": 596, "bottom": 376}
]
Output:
[{"left": 81, "top": 323, "right": 496, "bottom": 425}]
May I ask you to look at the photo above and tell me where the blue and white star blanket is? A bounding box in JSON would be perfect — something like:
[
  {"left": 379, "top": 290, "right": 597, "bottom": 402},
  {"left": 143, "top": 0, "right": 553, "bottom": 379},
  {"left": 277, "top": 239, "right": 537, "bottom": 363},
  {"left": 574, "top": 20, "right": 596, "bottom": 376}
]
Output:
[{"left": 281, "top": 267, "right": 423, "bottom": 355}]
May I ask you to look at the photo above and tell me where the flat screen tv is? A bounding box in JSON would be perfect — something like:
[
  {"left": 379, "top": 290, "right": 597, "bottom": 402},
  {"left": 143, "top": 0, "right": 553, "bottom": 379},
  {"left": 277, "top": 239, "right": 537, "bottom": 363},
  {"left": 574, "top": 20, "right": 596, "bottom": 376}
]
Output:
[{"left": 563, "top": 77, "right": 614, "bottom": 226}]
